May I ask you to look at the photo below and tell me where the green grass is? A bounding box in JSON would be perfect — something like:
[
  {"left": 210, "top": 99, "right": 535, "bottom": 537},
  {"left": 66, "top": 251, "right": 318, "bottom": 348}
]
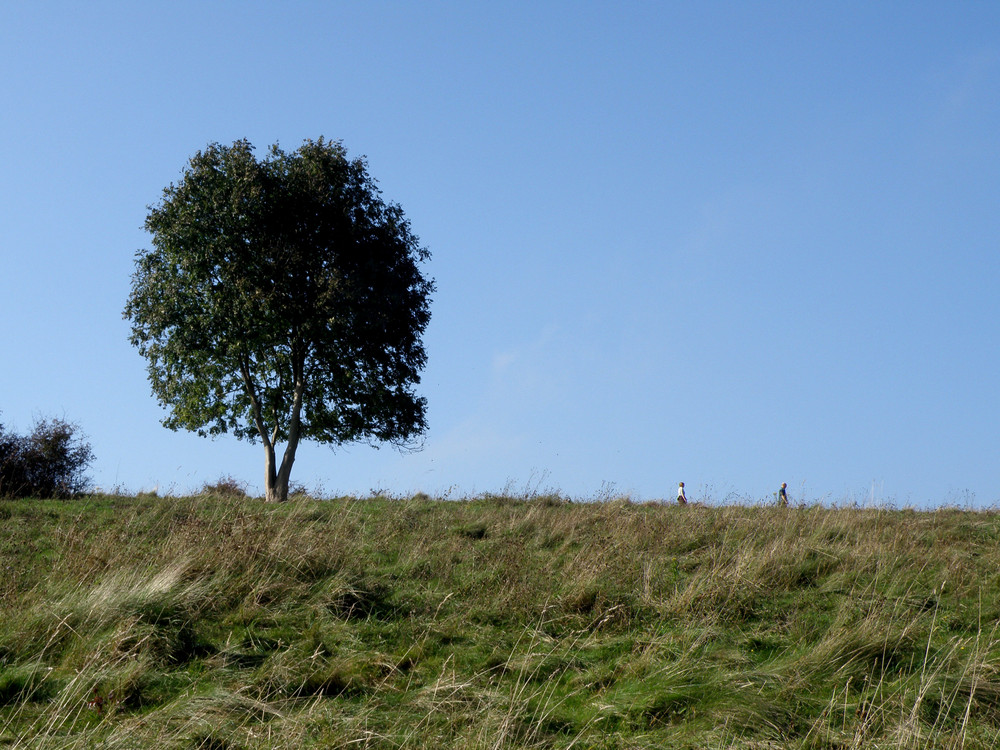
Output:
[{"left": 2, "top": 493, "right": 1000, "bottom": 747}]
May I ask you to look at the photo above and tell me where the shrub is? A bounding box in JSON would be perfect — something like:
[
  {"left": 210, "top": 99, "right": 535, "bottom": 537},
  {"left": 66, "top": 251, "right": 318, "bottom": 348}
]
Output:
[
  {"left": 201, "top": 475, "right": 249, "bottom": 499},
  {"left": 0, "top": 423, "right": 29, "bottom": 498},
  {"left": 0, "top": 416, "right": 94, "bottom": 498}
]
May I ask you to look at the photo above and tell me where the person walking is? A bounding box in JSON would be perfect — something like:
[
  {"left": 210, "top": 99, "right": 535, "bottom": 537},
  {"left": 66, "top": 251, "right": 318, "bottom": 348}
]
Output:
[
  {"left": 778, "top": 482, "right": 788, "bottom": 507},
  {"left": 677, "top": 482, "right": 687, "bottom": 505}
]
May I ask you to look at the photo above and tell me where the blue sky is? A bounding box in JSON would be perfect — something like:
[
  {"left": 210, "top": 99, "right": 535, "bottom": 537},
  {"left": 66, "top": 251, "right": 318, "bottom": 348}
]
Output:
[{"left": 2, "top": 2, "right": 998, "bottom": 506}]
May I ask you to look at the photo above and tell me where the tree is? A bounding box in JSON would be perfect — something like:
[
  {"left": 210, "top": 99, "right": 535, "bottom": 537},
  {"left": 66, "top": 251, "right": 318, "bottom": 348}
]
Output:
[
  {"left": 124, "top": 138, "right": 433, "bottom": 502},
  {"left": 0, "top": 416, "right": 95, "bottom": 498}
]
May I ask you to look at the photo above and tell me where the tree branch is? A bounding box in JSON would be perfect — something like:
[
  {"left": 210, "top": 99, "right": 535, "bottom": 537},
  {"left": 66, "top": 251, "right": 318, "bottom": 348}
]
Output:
[{"left": 239, "top": 356, "right": 272, "bottom": 451}]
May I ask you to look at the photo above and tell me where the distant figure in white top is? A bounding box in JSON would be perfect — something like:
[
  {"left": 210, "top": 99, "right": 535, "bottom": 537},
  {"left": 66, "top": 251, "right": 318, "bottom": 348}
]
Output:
[
  {"left": 778, "top": 482, "right": 788, "bottom": 507},
  {"left": 677, "top": 482, "right": 687, "bottom": 505}
]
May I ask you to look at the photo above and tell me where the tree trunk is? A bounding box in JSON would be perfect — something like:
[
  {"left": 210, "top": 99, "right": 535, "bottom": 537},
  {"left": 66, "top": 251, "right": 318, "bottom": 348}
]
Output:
[
  {"left": 244, "top": 354, "right": 305, "bottom": 503},
  {"left": 263, "top": 442, "right": 287, "bottom": 502},
  {"left": 264, "top": 479, "right": 288, "bottom": 503},
  {"left": 263, "top": 440, "right": 300, "bottom": 502},
  {"left": 262, "top": 379, "right": 305, "bottom": 503}
]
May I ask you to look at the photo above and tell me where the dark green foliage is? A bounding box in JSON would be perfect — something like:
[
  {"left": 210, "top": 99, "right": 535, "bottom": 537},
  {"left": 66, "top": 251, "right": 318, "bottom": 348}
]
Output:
[
  {"left": 124, "top": 138, "right": 433, "bottom": 501},
  {"left": 0, "top": 424, "right": 27, "bottom": 497},
  {"left": 0, "top": 417, "right": 93, "bottom": 498}
]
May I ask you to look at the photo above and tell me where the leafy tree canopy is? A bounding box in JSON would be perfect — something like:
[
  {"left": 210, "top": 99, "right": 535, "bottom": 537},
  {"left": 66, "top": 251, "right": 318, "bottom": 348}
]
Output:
[{"left": 124, "top": 138, "right": 433, "bottom": 501}]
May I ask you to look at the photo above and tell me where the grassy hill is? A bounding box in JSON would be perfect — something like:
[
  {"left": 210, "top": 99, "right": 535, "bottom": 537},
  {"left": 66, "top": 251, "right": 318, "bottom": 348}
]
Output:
[{"left": 2, "top": 493, "right": 1000, "bottom": 748}]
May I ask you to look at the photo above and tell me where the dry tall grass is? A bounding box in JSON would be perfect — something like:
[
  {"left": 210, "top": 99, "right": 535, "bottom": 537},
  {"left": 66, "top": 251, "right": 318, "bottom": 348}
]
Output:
[{"left": 1, "top": 494, "right": 1000, "bottom": 748}]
